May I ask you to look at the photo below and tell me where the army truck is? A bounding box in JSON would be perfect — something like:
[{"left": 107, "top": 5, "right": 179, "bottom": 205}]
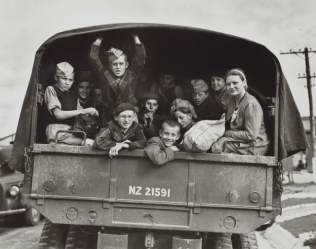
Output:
[{"left": 9, "top": 24, "right": 308, "bottom": 248}]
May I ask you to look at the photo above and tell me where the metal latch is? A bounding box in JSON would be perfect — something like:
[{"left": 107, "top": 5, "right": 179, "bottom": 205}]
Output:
[
  {"left": 145, "top": 233, "right": 155, "bottom": 248},
  {"left": 37, "top": 83, "right": 44, "bottom": 104},
  {"left": 259, "top": 206, "right": 273, "bottom": 217},
  {"left": 266, "top": 97, "right": 276, "bottom": 117}
]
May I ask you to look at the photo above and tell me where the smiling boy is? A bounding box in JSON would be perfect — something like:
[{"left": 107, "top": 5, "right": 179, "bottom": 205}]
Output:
[
  {"left": 76, "top": 71, "right": 94, "bottom": 109},
  {"left": 93, "top": 103, "right": 146, "bottom": 158},
  {"left": 144, "top": 120, "right": 180, "bottom": 165},
  {"left": 89, "top": 33, "right": 146, "bottom": 120}
]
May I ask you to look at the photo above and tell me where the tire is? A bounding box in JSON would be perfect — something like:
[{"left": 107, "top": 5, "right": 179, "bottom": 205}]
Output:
[
  {"left": 232, "top": 232, "right": 259, "bottom": 249},
  {"left": 25, "top": 207, "right": 41, "bottom": 226},
  {"left": 207, "top": 233, "right": 233, "bottom": 249},
  {"left": 65, "top": 225, "right": 89, "bottom": 249},
  {"left": 38, "top": 219, "right": 69, "bottom": 249}
]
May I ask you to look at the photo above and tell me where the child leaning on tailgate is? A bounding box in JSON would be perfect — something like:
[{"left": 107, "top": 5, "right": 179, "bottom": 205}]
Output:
[{"left": 93, "top": 103, "right": 146, "bottom": 158}]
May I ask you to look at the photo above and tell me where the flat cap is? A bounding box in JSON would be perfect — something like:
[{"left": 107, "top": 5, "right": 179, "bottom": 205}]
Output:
[{"left": 112, "top": 103, "right": 136, "bottom": 115}]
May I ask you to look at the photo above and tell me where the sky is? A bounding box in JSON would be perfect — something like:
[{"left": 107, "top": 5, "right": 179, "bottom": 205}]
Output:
[{"left": 0, "top": 0, "right": 316, "bottom": 139}]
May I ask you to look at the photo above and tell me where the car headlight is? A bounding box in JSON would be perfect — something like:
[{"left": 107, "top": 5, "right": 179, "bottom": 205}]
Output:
[{"left": 9, "top": 186, "right": 20, "bottom": 196}]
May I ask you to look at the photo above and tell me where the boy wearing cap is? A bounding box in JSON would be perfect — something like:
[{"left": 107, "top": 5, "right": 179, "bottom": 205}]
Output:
[
  {"left": 44, "top": 62, "right": 98, "bottom": 145},
  {"left": 89, "top": 33, "right": 146, "bottom": 121},
  {"left": 191, "top": 79, "right": 224, "bottom": 121},
  {"left": 144, "top": 120, "right": 180, "bottom": 165},
  {"left": 93, "top": 103, "right": 146, "bottom": 158},
  {"left": 138, "top": 92, "right": 167, "bottom": 140},
  {"left": 150, "top": 71, "right": 185, "bottom": 116}
]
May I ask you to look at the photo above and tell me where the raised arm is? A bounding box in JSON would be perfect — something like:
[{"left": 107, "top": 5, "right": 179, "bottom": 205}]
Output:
[
  {"left": 129, "top": 32, "right": 146, "bottom": 75},
  {"left": 89, "top": 36, "right": 106, "bottom": 78}
]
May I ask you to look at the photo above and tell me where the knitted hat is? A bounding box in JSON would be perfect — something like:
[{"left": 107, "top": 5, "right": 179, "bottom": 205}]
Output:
[
  {"left": 105, "top": 47, "right": 124, "bottom": 63},
  {"left": 170, "top": 99, "right": 197, "bottom": 119},
  {"left": 55, "top": 62, "right": 74, "bottom": 77},
  {"left": 112, "top": 103, "right": 136, "bottom": 115},
  {"left": 139, "top": 92, "right": 161, "bottom": 104},
  {"left": 76, "top": 71, "right": 93, "bottom": 83},
  {"left": 191, "top": 79, "right": 208, "bottom": 93}
]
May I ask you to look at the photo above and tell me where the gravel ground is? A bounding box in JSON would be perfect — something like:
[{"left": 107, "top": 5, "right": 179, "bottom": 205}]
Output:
[{"left": 280, "top": 173, "right": 316, "bottom": 248}]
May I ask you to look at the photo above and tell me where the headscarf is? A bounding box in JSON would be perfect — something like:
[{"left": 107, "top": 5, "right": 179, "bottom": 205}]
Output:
[
  {"left": 226, "top": 68, "right": 248, "bottom": 90},
  {"left": 170, "top": 99, "right": 197, "bottom": 119}
]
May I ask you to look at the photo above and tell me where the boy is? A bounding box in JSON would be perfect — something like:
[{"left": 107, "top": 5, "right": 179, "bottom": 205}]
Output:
[
  {"left": 191, "top": 79, "right": 224, "bottom": 121},
  {"left": 89, "top": 33, "right": 146, "bottom": 120},
  {"left": 209, "top": 69, "right": 230, "bottom": 111},
  {"left": 93, "top": 84, "right": 109, "bottom": 127},
  {"left": 138, "top": 92, "right": 167, "bottom": 140},
  {"left": 144, "top": 120, "right": 180, "bottom": 165},
  {"left": 150, "top": 70, "right": 184, "bottom": 116},
  {"left": 44, "top": 62, "right": 98, "bottom": 144},
  {"left": 93, "top": 103, "right": 146, "bottom": 158},
  {"left": 76, "top": 71, "right": 94, "bottom": 109}
]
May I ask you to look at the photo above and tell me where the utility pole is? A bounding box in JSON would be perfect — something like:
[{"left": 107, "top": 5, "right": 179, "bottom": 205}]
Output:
[{"left": 281, "top": 48, "right": 316, "bottom": 167}]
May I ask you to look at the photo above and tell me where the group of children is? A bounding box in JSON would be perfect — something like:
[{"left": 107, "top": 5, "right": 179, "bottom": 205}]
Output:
[{"left": 44, "top": 32, "right": 265, "bottom": 165}]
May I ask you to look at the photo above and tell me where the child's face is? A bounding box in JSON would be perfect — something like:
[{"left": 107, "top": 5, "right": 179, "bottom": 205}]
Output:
[
  {"left": 174, "top": 111, "right": 192, "bottom": 129},
  {"left": 93, "top": 89, "right": 102, "bottom": 103},
  {"left": 211, "top": 77, "right": 226, "bottom": 91},
  {"left": 159, "top": 125, "right": 180, "bottom": 147},
  {"left": 54, "top": 73, "right": 74, "bottom": 91},
  {"left": 139, "top": 70, "right": 150, "bottom": 82},
  {"left": 143, "top": 99, "right": 158, "bottom": 113},
  {"left": 192, "top": 91, "right": 209, "bottom": 106},
  {"left": 109, "top": 55, "right": 129, "bottom": 78},
  {"left": 78, "top": 81, "right": 92, "bottom": 100},
  {"left": 159, "top": 74, "right": 174, "bottom": 88},
  {"left": 114, "top": 110, "right": 135, "bottom": 131}
]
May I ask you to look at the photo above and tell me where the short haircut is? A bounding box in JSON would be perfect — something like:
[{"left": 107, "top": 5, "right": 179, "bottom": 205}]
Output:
[{"left": 161, "top": 120, "right": 180, "bottom": 132}]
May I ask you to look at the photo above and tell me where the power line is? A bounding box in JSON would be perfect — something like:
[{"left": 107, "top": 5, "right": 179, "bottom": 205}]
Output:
[{"left": 286, "top": 24, "right": 316, "bottom": 50}]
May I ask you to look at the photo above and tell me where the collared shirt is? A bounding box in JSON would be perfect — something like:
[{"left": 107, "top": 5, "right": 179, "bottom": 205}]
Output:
[
  {"left": 93, "top": 120, "right": 146, "bottom": 150},
  {"left": 89, "top": 43, "right": 146, "bottom": 119}
]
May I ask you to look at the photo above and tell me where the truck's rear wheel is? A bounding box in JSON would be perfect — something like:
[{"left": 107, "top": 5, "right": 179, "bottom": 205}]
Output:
[
  {"left": 207, "top": 233, "right": 232, "bottom": 249},
  {"left": 25, "top": 207, "right": 41, "bottom": 226},
  {"left": 65, "top": 225, "right": 89, "bottom": 249},
  {"left": 38, "top": 219, "right": 69, "bottom": 249},
  {"left": 232, "top": 232, "right": 258, "bottom": 249}
]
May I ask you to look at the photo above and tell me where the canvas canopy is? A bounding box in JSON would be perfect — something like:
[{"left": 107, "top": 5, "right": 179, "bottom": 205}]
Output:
[{"left": 9, "top": 23, "right": 309, "bottom": 173}]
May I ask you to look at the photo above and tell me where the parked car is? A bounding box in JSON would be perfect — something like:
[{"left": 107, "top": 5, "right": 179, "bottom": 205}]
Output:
[{"left": 0, "top": 143, "right": 40, "bottom": 226}]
